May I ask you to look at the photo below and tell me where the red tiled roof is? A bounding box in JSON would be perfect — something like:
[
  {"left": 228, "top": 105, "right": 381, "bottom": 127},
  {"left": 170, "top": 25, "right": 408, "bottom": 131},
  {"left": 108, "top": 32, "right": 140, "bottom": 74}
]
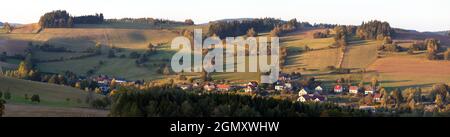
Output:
[
  {"left": 349, "top": 86, "right": 358, "bottom": 90},
  {"left": 365, "top": 86, "right": 374, "bottom": 91},
  {"left": 373, "top": 93, "right": 382, "bottom": 98},
  {"left": 334, "top": 85, "right": 342, "bottom": 90},
  {"left": 217, "top": 84, "right": 231, "bottom": 89}
]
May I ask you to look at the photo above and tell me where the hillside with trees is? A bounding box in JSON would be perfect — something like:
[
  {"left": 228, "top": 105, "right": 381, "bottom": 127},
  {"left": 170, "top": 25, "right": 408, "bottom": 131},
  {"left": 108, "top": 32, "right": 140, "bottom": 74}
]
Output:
[{"left": 356, "top": 20, "right": 395, "bottom": 40}]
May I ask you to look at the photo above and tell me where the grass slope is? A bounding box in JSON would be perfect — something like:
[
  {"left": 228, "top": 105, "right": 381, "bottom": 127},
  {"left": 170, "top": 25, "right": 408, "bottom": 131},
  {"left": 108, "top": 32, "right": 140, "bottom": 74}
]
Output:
[{"left": 0, "top": 76, "right": 101, "bottom": 107}]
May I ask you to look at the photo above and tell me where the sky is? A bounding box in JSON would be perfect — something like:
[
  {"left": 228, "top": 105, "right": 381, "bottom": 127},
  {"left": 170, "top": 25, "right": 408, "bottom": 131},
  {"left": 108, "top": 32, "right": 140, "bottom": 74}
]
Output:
[{"left": 0, "top": 0, "right": 449, "bottom": 32}]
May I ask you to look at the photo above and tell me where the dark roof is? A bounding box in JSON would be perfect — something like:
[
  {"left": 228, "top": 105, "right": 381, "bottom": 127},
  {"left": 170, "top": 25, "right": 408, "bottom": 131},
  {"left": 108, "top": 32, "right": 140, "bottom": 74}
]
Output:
[{"left": 302, "top": 94, "right": 326, "bottom": 101}]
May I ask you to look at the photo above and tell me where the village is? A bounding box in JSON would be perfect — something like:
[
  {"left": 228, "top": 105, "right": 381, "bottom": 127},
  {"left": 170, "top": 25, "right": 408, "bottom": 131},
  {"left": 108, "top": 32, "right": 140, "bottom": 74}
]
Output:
[{"left": 88, "top": 71, "right": 398, "bottom": 112}]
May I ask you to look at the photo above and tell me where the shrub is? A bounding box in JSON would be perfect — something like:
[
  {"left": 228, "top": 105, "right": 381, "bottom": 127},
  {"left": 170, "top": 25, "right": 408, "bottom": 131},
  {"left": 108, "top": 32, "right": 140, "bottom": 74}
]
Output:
[
  {"left": 313, "top": 32, "right": 328, "bottom": 39},
  {"left": 4, "top": 92, "right": 11, "bottom": 100},
  {"left": 31, "top": 94, "right": 40, "bottom": 103},
  {"left": 90, "top": 97, "right": 111, "bottom": 109}
]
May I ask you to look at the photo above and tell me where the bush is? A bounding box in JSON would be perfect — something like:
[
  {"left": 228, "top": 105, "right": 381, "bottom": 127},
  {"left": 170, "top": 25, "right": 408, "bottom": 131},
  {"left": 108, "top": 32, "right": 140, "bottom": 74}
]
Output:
[
  {"left": 313, "top": 32, "right": 328, "bottom": 39},
  {"left": 76, "top": 98, "right": 82, "bottom": 104},
  {"left": 444, "top": 49, "right": 450, "bottom": 60},
  {"left": 379, "top": 44, "right": 401, "bottom": 52},
  {"left": 4, "top": 92, "right": 11, "bottom": 100},
  {"left": 427, "top": 52, "right": 438, "bottom": 60},
  {"left": 0, "top": 99, "right": 5, "bottom": 117},
  {"left": 90, "top": 97, "right": 111, "bottom": 109},
  {"left": 129, "top": 52, "right": 140, "bottom": 59},
  {"left": 31, "top": 94, "right": 40, "bottom": 103}
]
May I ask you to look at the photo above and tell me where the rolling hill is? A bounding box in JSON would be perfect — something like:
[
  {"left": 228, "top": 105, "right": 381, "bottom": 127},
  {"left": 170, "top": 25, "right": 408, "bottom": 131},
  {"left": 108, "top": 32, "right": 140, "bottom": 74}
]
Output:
[
  {"left": 2, "top": 21, "right": 450, "bottom": 89},
  {"left": 0, "top": 76, "right": 102, "bottom": 108},
  {"left": 280, "top": 27, "right": 450, "bottom": 90}
]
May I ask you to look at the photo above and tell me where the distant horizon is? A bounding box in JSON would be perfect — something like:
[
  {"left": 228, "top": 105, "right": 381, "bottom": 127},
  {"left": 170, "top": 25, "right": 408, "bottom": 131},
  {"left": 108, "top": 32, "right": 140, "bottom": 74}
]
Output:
[{"left": 1, "top": 0, "right": 450, "bottom": 32}]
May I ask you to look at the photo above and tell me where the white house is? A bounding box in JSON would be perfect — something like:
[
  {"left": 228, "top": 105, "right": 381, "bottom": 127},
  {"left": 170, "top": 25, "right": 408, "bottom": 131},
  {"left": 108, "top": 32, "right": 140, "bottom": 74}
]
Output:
[
  {"left": 298, "top": 89, "right": 308, "bottom": 96},
  {"left": 297, "top": 96, "right": 307, "bottom": 102},
  {"left": 285, "top": 83, "right": 293, "bottom": 90},
  {"left": 245, "top": 85, "right": 256, "bottom": 93},
  {"left": 297, "top": 94, "right": 326, "bottom": 102},
  {"left": 179, "top": 84, "right": 192, "bottom": 90},
  {"left": 315, "top": 86, "right": 323, "bottom": 92},
  {"left": 275, "top": 85, "right": 284, "bottom": 91},
  {"left": 365, "top": 86, "right": 374, "bottom": 95}
]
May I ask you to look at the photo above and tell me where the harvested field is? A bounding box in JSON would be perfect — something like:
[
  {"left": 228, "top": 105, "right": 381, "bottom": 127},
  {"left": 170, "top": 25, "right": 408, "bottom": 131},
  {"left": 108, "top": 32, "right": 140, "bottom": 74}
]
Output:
[{"left": 367, "top": 54, "right": 450, "bottom": 88}]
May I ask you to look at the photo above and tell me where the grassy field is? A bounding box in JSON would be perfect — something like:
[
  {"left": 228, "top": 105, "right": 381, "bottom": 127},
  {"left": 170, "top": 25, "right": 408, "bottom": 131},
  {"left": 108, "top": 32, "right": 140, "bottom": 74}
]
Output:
[
  {"left": 32, "top": 28, "right": 180, "bottom": 51},
  {"left": 282, "top": 29, "right": 340, "bottom": 72},
  {"left": 32, "top": 51, "right": 93, "bottom": 61},
  {"left": 281, "top": 29, "right": 335, "bottom": 50},
  {"left": 4, "top": 104, "right": 108, "bottom": 117},
  {"left": 0, "top": 76, "right": 103, "bottom": 108},
  {"left": 341, "top": 40, "right": 380, "bottom": 69},
  {"left": 0, "top": 39, "right": 29, "bottom": 56}
]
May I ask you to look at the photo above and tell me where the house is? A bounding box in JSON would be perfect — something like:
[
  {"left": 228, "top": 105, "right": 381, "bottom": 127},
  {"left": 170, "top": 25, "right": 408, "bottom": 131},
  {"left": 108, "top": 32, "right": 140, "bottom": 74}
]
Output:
[
  {"left": 99, "top": 84, "right": 110, "bottom": 93},
  {"left": 359, "top": 106, "right": 376, "bottom": 113},
  {"left": 278, "top": 73, "right": 291, "bottom": 81},
  {"left": 364, "top": 86, "right": 374, "bottom": 95},
  {"left": 314, "top": 86, "right": 323, "bottom": 92},
  {"left": 244, "top": 86, "right": 254, "bottom": 92},
  {"left": 192, "top": 82, "right": 201, "bottom": 88},
  {"left": 373, "top": 93, "right": 383, "bottom": 102},
  {"left": 203, "top": 83, "right": 216, "bottom": 91},
  {"left": 216, "top": 84, "right": 232, "bottom": 92},
  {"left": 285, "top": 82, "right": 293, "bottom": 90},
  {"left": 248, "top": 81, "right": 258, "bottom": 88},
  {"left": 275, "top": 85, "right": 284, "bottom": 91},
  {"left": 349, "top": 86, "right": 359, "bottom": 94},
  {"left": 114, "top": 78, "right": 127, "bottom": 83},
  {"left": 245, "top": 81, "right": 259, "bottom": 93},
  {"left": 298, "top": 88, "right": 309, "bottom": 96},
  {"left": 334, "top": 85, "right": 343, "bottom": 93},
  {"left": 178, "top": 84, "right": 192, "bottom": 90},
  {"left": 297, "top": 94, "right": 326, "bottom": 102}
]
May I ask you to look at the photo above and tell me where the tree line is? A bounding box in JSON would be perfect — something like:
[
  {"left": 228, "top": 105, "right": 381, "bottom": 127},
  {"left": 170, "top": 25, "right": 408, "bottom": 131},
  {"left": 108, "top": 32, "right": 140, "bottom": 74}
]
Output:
[
  {"left": 207, "top": 18, "right": 308, "bottom": 38},
  {"left": 39, "top": 10, "right": 105, "bottom": 28},
  {"left": 105, "top": 18, "right": 192, "bottom": 26},
  {"left": 73, "top": 13, "right": 104, "bottom": 24}
]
